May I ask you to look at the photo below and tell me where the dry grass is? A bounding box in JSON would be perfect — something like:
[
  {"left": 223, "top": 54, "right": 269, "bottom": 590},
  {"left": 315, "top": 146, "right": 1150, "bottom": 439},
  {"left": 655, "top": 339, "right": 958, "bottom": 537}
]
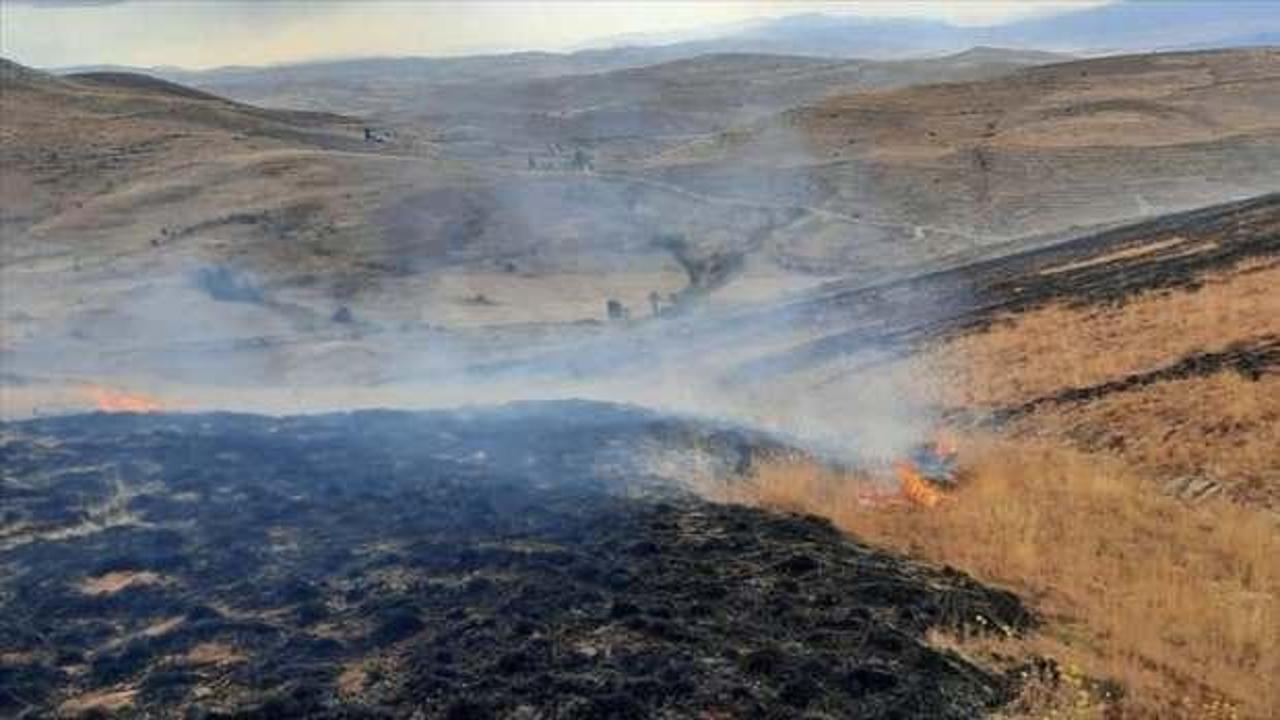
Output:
[
  {"left": 58, "top": 687, "right": 139, "bottom": 716},
  {"left": 923, "top": 259, "right": 1279, "bottom": 409},
  {"left": 79, "top": 570, "right": 166, "bottom": 596},
  {"left": 140, "top": 616, "right": 184, "bottom": 638},
  {"left": 337, "top": 662, "right": 370, "bottom": 697},
  {"left": 1035, "top": 237, "right": 1203, "bottom": 276},
  {"left": 900, "top": 258, "right": 1280, "bottom": 509},
  {"left": 925, "top": 629, "right": 1115, "bottom": 720},
  {"left": 708, "top": 441, "right": 1277, "bottom": 718},
  {"left": 183, "top": 641, "right": 247, "bottom": 667},
  {"left": 1007, "top": 372, "right": 1280, "bottom": 508}
]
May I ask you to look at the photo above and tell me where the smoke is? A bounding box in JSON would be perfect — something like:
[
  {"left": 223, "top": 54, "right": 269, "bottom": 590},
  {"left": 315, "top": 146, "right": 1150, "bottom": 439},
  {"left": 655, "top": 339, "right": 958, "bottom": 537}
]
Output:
[
  {"left": 0, "top": 51, "right": 950, "bottom": 473},
  {"left": 346, "top": 109, "right": 940, "bottom": 466}
]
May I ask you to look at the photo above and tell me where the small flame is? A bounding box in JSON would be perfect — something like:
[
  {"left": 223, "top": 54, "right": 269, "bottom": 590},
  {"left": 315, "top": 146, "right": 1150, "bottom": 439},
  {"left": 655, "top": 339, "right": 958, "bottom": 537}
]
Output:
[
  {"left": 894, "top": 459, "right": 943, "bottom": 507},
  {"left": 83, "top": 385, "right": 165, "bottom": 413}
]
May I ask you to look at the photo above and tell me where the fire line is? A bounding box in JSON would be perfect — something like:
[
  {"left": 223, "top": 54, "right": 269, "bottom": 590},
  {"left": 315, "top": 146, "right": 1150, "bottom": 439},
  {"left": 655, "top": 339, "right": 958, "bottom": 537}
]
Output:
[{"left": 82, "top": 385, "right": 166, "bottom": 413}]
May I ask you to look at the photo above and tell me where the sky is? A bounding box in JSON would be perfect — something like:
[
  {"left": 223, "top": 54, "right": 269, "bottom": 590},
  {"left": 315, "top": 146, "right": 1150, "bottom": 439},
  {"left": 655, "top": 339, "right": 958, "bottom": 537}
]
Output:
[{"left": 1, "top": 1, "right": 1113, "bottom": 69}]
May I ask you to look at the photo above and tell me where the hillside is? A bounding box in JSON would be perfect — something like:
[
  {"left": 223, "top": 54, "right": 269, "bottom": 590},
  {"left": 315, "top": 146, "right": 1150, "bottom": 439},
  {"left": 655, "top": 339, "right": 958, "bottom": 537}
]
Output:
[
  {"left": 154, "top": 48, "right": 1068, "bottom": 157},
  {"left": 0, "top": 403, "right": 1037, "bottom": 718},
  {"left": 0, "top": 59, "right": 415, "bottom": 241},
  {"left": 645, "top": 49, "right": 1280, "bottom": 276},
  {"left": 3, "top": 185, "right": 1274, "bottom": 718},
  {"left": 703, "top": 192, "right": 1279, "bottom": 717},
  {"left": 0, "top": 47, "right": 1074, "bottom": 389},
  {"left": 0, "top": 59, "right": 502, "bottom": 391},
  {"left": 3, "top": 50, "right": 1279, "bottom": 411},
  {"left": 1, "top": 30, "right": 1277, "bottom": 717}
]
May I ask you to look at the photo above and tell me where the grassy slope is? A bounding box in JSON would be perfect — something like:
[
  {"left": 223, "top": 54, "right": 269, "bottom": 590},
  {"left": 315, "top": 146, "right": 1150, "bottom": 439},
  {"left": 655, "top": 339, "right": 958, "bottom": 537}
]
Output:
[{"left": 708, "top": 213, "right": 1280, "bottom": 717}]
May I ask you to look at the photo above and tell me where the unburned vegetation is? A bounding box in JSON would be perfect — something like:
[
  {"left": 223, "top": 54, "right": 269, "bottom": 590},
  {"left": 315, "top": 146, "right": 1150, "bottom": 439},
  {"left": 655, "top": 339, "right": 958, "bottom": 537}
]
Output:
[
  {"left": 924, "top": 256, "right": 1280, "bottom": 509},
  {"left": 710, "top": 442, "right": 1276, "bottom": 717},
  {"left": 709, "top": 249, "right": 1279, "bottom": 716},
  {"left": 930, "top": 258, "right": 1279, "bottom": 408}
]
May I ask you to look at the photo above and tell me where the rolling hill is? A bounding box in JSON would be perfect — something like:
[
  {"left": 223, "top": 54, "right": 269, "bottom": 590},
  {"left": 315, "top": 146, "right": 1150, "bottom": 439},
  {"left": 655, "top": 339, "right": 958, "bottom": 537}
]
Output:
[
  {"left": 644, "top": 48, "right": 1280, "bottom": 278},
  {"left": 0, "top": 58, "right": 388, "bottom": 239},
  {"left": 137, "top": 48, "right": 1070, "bottom": 151},
  {"left": 2, "top": 49, "right": 1277, "bottom": 409}
]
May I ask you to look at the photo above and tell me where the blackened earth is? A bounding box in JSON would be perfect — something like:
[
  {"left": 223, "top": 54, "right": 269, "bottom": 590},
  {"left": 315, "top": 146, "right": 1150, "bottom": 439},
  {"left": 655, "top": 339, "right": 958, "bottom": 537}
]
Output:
[{"left": 0, "top": 402, "right": 1032, "bottom": 718}]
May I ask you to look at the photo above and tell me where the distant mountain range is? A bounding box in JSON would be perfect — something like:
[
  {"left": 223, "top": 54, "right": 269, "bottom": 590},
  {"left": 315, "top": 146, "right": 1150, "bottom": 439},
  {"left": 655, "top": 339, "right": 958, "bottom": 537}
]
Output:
[
  {"left": 56, "top": 0, "right": 1279, "bottom": 85},
  {"left": 595, "top": 1, "right": 1280, "bottom": 58}
]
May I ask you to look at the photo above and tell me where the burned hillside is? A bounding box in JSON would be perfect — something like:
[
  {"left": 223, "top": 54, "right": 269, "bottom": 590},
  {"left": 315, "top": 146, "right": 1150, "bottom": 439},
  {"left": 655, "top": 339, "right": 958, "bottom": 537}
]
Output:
[
  {"left": 0, "top": 403, "right": 1032, "bottom": 718},
  {"left": 2, "top": 5, "right": 1277, "bottom": 716}
]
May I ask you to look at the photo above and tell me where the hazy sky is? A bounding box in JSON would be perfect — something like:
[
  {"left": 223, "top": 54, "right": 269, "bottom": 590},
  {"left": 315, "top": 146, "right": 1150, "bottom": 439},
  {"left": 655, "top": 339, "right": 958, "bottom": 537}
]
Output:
[{"left": 2, "top": 1, "right": 1111, "bottom": 69}]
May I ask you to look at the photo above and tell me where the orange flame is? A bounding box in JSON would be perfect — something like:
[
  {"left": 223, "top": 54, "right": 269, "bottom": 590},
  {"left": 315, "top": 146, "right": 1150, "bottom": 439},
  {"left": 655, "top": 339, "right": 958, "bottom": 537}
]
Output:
[
  {"left": 83, "top": 385, "right": 165, "bottom": 413},
  {"left": 894, "top": 459, "right": 943, "bottom": 507}
]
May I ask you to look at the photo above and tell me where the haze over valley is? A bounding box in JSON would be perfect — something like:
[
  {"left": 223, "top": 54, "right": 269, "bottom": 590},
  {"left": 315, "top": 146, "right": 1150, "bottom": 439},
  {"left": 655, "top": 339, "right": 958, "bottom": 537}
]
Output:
[{"left": 1, "top": 2, "right": 1277, "bottom": 717}]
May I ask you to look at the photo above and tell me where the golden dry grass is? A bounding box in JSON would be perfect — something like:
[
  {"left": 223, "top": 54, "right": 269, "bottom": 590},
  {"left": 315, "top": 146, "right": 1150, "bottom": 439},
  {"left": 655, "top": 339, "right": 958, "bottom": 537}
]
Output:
[
  {"left": 900, "top": 257, "right": 1280, "bottom": 508},
  {"left": 923, "top": 259, "right": 1280, "bottom": 409},
  {"left": 709, "top": 442, "right": 1277, "bottom": 718},
  {"left": 1006, "top": 372, "right": 1280, "bottom": 508}
]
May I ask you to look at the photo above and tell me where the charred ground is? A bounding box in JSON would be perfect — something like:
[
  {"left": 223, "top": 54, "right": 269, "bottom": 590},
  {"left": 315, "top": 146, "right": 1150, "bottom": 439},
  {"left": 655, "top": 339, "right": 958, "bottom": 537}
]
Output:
[{"left": 0, "top": 403, "right": 1031, "bottom": 718}]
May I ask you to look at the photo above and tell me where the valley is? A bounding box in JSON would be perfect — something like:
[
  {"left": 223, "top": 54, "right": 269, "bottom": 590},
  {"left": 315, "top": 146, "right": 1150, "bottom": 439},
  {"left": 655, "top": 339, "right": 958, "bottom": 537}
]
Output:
[{"left": 1, "top": 5, "right": 1277, "bottom": 716}]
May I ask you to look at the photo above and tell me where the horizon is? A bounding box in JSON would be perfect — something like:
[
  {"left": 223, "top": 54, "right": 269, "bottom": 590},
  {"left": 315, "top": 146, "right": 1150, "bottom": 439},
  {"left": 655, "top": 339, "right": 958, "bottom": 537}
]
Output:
[{"left": 2, "top": 1, "right": 1112, "bottom": 70}]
